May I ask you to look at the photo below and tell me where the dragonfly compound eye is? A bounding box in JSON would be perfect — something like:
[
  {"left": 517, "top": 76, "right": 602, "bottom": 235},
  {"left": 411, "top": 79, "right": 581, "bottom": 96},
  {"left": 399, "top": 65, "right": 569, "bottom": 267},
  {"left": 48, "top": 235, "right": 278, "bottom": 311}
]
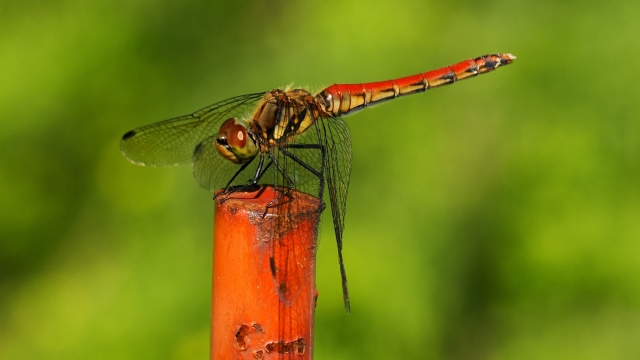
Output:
[
  {"left": 227, "top": 124, "right": 247, "bottom": 148},
  {"left": 216, "top": 118, "right": 258, "bottom": 164}
]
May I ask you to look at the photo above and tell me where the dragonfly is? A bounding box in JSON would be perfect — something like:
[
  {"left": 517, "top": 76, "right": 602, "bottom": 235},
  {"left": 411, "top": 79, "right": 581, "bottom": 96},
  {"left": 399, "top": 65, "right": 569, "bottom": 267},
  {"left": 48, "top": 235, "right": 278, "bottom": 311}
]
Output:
[{"left": 121, "top": 53, "right": 515, "bottom": 312}]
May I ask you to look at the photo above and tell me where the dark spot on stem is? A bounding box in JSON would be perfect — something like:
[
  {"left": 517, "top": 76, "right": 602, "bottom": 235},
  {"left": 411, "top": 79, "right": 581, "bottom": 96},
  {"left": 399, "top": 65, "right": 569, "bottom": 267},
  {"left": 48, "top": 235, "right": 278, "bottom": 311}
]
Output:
[
  {"left": 235, "top": 324, "right": 251, "bottom": 351},
  {"left": 265, "top": 338, "right": 305, "bottom": 355}
]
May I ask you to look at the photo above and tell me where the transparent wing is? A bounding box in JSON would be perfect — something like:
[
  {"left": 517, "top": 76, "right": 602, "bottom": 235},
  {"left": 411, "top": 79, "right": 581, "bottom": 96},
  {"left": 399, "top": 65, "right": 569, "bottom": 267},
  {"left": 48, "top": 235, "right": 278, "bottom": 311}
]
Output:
[
  {"left": 191, "top": 135, "right": 234, "bottom": 191},
  {"left": 120, "top": 92, "right": 266, "bottom": 167},
  {"left": 286, "top": 115, "right": 352, "bottom": 247},
  {"left": 322, "top": 117, "right": 352, "bottom": 245},
  {"left": 277, "top": 114, "right": 353, "bottom": 310},
  {"left": 316, "top": 116, "right": 352, "bottom": 310}
]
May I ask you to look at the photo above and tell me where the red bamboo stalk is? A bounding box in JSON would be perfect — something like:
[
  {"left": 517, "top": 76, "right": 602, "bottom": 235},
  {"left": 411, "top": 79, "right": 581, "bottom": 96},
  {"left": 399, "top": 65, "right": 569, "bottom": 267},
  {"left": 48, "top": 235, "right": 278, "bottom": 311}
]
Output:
[{"left": 211, "top": 186, "right": 323, "bottom": 359}]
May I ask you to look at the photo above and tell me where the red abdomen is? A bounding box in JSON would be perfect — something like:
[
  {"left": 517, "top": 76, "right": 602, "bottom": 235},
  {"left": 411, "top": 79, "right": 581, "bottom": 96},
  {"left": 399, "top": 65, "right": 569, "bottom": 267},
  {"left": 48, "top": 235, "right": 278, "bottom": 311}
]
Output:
[{"left": 317, "top": 53, "right": 515, "bottom": 117}]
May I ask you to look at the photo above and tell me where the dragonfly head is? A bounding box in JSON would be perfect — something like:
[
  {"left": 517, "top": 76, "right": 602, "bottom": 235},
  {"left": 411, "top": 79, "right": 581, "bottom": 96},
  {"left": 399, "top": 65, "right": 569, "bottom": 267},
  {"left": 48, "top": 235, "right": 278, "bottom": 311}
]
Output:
[{"left": 216, "top": 118, "right": 258, "bottom": 164}]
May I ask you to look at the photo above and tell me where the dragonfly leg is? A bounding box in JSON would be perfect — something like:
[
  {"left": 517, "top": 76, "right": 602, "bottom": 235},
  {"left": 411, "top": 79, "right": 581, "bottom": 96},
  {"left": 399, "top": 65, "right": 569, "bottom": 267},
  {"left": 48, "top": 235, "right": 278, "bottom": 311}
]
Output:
[
  {"left": 280, "top": 143, "right": 326, "bottom": 200},
  {"left": 252, "top": 156, "right": 274, "bottom": 184},
  {"left": 261, "top": 151, "right": 297, "bottom": 214},
  {"left": 229, "top": 156, "right": 258, "bottom": 187},
  {"left": 215, "top": 155, "right": 262, "bottom": 202},
  {"left": 249, "top": 152, "right": 266, "bottom": 185}
]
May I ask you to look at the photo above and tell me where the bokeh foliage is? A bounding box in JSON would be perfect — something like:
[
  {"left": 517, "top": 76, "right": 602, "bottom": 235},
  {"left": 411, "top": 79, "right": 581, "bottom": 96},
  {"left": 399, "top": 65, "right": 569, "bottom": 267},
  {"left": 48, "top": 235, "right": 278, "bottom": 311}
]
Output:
[{"left": 1, "top": 0, "right": 639, "bottom": 359}]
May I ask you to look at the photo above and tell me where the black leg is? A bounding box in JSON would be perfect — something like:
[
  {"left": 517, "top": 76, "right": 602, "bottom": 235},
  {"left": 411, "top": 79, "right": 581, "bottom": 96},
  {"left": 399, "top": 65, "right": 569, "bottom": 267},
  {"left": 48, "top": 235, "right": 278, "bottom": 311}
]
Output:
[
  {"left": 280, "top": 143, "right": 326, "bottom": 200},
  {"left": 223, "top": 155, "right": 257, "bottom": 189}
]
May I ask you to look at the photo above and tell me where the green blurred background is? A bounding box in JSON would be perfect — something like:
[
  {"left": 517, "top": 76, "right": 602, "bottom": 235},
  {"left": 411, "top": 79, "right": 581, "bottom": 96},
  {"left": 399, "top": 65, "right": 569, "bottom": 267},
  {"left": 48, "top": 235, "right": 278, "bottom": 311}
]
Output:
[{"left": 2, "top": 0, "right": 639, "bottom": 359}]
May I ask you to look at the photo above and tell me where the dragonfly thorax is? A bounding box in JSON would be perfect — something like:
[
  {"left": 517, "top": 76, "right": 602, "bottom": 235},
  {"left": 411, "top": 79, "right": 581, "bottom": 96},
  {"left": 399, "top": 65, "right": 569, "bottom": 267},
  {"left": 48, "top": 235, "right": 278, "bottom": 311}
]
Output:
[{"left": 250, "top": 89, "right": 328, "bottom": 147}]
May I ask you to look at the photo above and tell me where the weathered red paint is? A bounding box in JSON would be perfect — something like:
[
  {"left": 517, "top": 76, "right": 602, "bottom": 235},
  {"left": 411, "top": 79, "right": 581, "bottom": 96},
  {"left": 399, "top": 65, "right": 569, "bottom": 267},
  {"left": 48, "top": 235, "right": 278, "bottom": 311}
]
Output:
[{"left": 211, "top": 186, "right": 322, "bottom": 359}]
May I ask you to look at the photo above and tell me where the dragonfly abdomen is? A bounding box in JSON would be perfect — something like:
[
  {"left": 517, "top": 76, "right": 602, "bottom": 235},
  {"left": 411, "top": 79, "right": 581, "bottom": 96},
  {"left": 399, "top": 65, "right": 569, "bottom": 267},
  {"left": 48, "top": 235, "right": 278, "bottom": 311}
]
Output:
[{"left": 317, "top": 53, "right": 515, "bottom": 117}]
